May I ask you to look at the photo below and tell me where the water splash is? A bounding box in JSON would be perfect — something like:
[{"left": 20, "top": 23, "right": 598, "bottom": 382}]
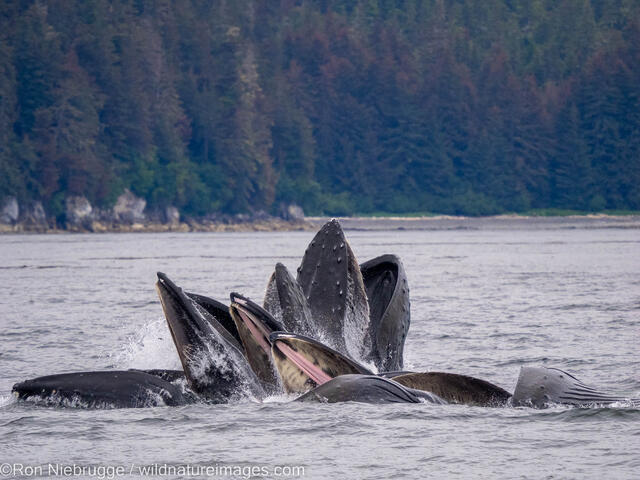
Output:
[
  {"left": 186, "top": 341, "right": 235, "bottom": 381},
  {"left": 342, "top": 256, "right": 372, "bottom": 368},
  {"left": 262, "top": 392, "right": 299, "bottom": 404},
  {"left": 263, "top": 273, "right": 284, "bottom": 324},
  {"left": 109, "top": 318, "right": 182, "bottom": 370},
  {"left": 0, "top": 394, "right": 17, "bottom": 408},
  {"left": 16, "top": 390, "right": 171, "bottom": 409},
  {"left": 17, "top": 393, "right": 115, "bottom": 409}
]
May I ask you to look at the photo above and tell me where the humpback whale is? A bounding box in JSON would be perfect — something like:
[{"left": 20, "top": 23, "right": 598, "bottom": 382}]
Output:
[
  {"left": 296, "top": 219, "right": 371, "bottom": 361},
  {"left": 270, "top": 332, "right": 372, "bottom": 394},
  {"left": 512, "top": 366, "right": 640, "bottom": 408},
  {"left": 10, "top": 220, "right": 636, "bottom": 410},
  {"left": 261, "top": 222, "right": 410, "bottom": 372},
  {"left": 131, "top": 369, "right": 186, "bottom": 383},
  {"left": 186, "top": 291, "right": 242, "bottom": 347},
  {"left": 390, "top": 372, "right": 511, "bottom": 407},
  {"left": 269, "top": 330, "right": 512, "bottom": 405},
  {"left": 229, "top": 293, "right": 284, "bottom": 390},
  {"left": 8, "top": 284, "right": 240, "bottom": 409},
  {"left": 12, "top": 371, "right": 187, "bottom": 408},
  {"left": 156, "top": 272, "right": 264, "bottom": 402},
  {"left": 360, "top": 255, "right": 410, "bottom": 371},
  {"left": 295, "top": 374, "right": 444, "bottom": 404},
  {"left": 263, "top": 263, "right": 316, "bottom": 338}
]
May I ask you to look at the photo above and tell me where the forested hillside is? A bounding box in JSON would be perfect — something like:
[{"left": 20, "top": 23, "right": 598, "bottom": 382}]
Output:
[{"left": 1, "top": 0, "right": 639, "bottom": 217}]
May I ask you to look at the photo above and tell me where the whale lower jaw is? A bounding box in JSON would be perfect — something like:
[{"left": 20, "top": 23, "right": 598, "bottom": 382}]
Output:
[{"left": 270, "top": 332, "right": 372, "bottom": 394}]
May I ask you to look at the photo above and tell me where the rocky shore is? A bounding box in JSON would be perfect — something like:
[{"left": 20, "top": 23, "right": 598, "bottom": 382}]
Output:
[{"left": 0, "top": 192, "right": 312, "bottom": 234}]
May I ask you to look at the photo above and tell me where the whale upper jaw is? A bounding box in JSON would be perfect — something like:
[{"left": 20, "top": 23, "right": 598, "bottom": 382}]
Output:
[
  {"left": 155, "top": 272, "right": 264, "bottom": 402},
  {"left": 296, "top": 219, "right": 371, "bottom": 360}
]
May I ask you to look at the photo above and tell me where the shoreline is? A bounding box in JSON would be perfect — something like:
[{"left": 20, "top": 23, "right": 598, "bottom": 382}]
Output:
[
  {"left": 307, "top": 212, "right": 640, "bottom": 221},
  {"left": 2, "top": 213, "right": 640, "bottom": 234},
  {"left": 306, "top": 214, "right": 640, "bottom": 231},
  {"left": 0, "top": 218, "right": 315, "bottom": 234}
]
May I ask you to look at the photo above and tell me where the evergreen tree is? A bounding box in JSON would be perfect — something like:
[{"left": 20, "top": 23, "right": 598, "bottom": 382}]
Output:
[
  {"left": 0, "top": 0, "right": 638, "bottom": 216},
  {"left": 0, "top": 38, "right": 21, "bottom": 200}
]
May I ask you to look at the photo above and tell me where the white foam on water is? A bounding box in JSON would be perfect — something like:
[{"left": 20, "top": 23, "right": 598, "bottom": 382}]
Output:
[
  {"left": 20, "top": 393, "right": 112, "bottom": 409},
  {"left": 610, "top": 399, "right": 640, "bottom": 408},
  {"left": 109, "top": 318, "right": 182, "bottom": 370},
  {"left": 18, "top": 391, "right": 169, "bottom": 409},
  {"left": 0, "top": 394, "right": 17, "bottom": 408},
  {"left": 142, "top": 388, "right": 171, "bottom": 408},
  {"left": 262, "top": 392, "right": 298, "bottom": 404}
]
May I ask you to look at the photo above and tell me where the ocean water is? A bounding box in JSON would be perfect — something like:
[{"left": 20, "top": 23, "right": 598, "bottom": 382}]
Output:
[{"left": 1, "top": 218, "right": 639, "bottom": 479}]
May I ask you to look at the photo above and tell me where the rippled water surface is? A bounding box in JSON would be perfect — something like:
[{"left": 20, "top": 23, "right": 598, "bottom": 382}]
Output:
[{"left": 1, "top": 218, "right": 639, "bottom": 479}]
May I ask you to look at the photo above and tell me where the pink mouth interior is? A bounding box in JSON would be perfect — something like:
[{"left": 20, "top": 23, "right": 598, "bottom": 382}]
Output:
[
  {"left": 237, "top": 308, "right": 272, "bottom": 355},
  {"left": 274, "top": 341, "right": 333, "bottom": 385}
]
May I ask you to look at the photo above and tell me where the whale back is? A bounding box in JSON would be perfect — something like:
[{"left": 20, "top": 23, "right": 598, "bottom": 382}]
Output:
[
  {"left": 12, "top": 371, "right": 187, "bottom": 408},
  {"left": 296, "top": 374, "right": 443, "bottom": 404}
]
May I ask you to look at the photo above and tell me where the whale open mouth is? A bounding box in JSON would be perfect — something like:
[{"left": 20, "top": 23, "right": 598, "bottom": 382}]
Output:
[
  {"left": 271, "top": 339, "right": 333, "bottom": 385},
  {"left": 155, "top": 272, "right": 265, "bottom": 402},
  {"left": 269, "top": 332, "right": 372, "bottom": 394},
  {"left": 231, "top": 297, "right": 274, "bottom": 355},
  {"left": 229, "top": 293, "right": 285, "bottom": 387},
  {"left": 230, "top": 294, "right": 284, "bottom": 353},
  {"left": 156, "top": 272, "right": 211, "bottom": 373}
]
